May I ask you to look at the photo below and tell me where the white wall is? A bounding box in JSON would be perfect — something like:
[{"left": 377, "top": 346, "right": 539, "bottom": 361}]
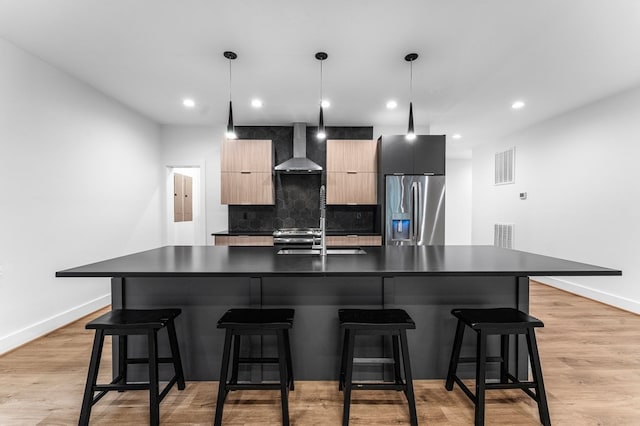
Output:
[
  {"left": 0, "top": 38, "right": 163, "bottom": 353},
  {"left": 445, "top": 159, "right": 472, "bottom": 244},
  {"left": 472, "top": 85, "right": 640, "bottom": 313}
]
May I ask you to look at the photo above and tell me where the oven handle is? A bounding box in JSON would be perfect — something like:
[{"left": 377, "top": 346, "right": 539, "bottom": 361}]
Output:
[{"left": 273, "top": 237, "right": 320, "bottom": 244}]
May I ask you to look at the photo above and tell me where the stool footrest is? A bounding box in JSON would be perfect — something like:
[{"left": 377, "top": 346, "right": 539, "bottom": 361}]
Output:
[
  {"left": 237, "top": 357, "right": 280, "bottom": 364},
  {"left": 458, "top": 356, "right": 503, "bottom": 364},
  {"left": 126, "top": 357, "right": 179, "bottom": 365},
  {"left": 348, "top": 382, "right": 407, "bottom": 391},
  {"left": 353, "top": 357, "right": 395, "bottom": 365},
  {"left": 227, "top": 383, "right": 283, "bottom": 391}
]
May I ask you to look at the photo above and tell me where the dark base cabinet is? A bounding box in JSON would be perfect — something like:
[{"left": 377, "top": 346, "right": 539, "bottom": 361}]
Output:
[{"left": 112, "top": 275, "right": 528, "bottom": 382}]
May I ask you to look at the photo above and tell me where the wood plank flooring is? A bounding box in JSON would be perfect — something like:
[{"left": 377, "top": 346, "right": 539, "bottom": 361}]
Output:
[{"left": 1, "top": 281, "right": 638, "bottom": 425}]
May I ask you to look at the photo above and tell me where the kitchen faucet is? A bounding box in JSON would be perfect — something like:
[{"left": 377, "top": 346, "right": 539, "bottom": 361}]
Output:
[{"left": 313, "top": 185, "right": 327, "bottom": 256}]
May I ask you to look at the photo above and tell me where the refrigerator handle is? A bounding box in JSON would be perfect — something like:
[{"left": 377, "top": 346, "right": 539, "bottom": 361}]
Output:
[{"left": 411, "top": 182, "right": 418, "bottom": 243}]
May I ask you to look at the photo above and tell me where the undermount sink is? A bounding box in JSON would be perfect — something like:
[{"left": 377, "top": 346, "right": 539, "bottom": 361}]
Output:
[{"left": 277, "top": 248, "right": 367, "bottom": 255}]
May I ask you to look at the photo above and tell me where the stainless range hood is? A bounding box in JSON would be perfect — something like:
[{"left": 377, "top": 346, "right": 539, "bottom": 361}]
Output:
[{"left": 274, "top": 123, "right": 323, "bottom": 173}]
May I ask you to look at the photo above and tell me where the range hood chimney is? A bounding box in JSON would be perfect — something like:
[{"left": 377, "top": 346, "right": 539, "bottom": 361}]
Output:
[{"left": 274, "top": 123, "right": 323, "bottom": 173}]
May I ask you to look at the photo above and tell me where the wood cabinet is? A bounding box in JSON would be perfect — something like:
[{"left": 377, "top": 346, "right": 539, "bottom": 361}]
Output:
[
  {"left": 326, "top": 139, "right": 378, "bottom": 205},
  {"left": 221, "top": 139, "right": 274, "bottom": 205},
  {"left": 326, "top": 235, "right": 382, "bottom": 246},
  {"left": 214, "top": 235, "right": 274, "bottom": 246}
]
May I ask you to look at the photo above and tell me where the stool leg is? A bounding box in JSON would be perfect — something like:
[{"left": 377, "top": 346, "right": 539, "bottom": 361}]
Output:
[
  {"left": 166, "top": 320, "right": 186, "bottom": 390},
  {"left": 445, "top": 319, "right": 465, "bottom": 391},
  {"left": 342, "top": 329, "right": 356, "bottom": 426},
  {"left": 79, "top": 329, "right": 105, "bottom": 426},
  {"left": 277, "top": 330, "right": 290, "bottom": 426},
  {"left": 229, "top": 334, "right": 241, "bottom": 385},
  {"left": 339, "top": 329, "right": 350, "bottom": 391},
  {"left": 399, "top": 330, "right": 418, "bottom": 426},
  {"left": 500, "top": 334, "right": 510, "bottom": 384},
  {"left": 284, "top": 329, "right": 295, "bottom": 391},
  {"left": 148, "top": 330, "right": 160, "bottom": 426},
  {"left": 526, "top": 329, "right": 551, "bottom": 426},
  {"left": 392, "top": 335, "right": 402, "bottom": 386},
  {"left": 214, "top": 329, "right": 233, "bottom": 426},
  {"left": 118, "top": 334, "right": 128, "bottom": 390},
  {"left": 475, "top": 330, "right": 487, "bottom": 426}
]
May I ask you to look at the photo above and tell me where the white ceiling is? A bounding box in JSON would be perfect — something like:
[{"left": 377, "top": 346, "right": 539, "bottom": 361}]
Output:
[{"left": 2, "top": 0, "right": 640, "bottom": 158}]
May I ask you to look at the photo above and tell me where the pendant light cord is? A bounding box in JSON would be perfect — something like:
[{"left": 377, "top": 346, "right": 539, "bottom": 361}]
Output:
[
  {"left": 319, "top": 59, "right": 323, "bottom": 105},
  {"left": 228, "top": 59, "right": 232, "bottom": 102},
  {"left": 409, "top": 60, "right": 413, "bottom": 102}
]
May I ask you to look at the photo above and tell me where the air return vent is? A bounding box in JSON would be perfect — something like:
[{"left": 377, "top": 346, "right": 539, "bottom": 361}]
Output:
[
  {"left": 495, "top": 147, "right": 515, "bottom": 185},
  {"left": 494, "top": 223, "right": 514, "bottom": 249}
]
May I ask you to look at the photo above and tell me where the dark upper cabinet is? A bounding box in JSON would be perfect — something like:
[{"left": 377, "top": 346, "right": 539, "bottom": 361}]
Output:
[{"left": 379, "top": 135, "right": 446, "bottom": 175}]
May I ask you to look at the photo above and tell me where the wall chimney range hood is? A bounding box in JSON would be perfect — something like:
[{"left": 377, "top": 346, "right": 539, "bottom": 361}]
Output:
[{"left": 274, "top": 123, "right": 323, "bottom": 173}]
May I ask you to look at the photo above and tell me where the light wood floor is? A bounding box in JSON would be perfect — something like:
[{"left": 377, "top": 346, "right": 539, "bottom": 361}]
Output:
[{"left": 1, "top": 282, "right": 638, "bottom": 425}]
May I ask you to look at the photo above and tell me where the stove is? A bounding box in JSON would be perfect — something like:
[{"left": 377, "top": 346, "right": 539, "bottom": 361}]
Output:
[{"left": 273, "top": 228, "right": 322, "bottom": 245}]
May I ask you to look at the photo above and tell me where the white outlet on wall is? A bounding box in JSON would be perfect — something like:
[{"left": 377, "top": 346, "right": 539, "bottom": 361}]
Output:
[{"left": 0, "top": 265, "right": 3, "bottom": 277}]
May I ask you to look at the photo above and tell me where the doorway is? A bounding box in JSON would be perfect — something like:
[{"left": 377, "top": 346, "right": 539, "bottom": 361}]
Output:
[{"left": 166, "top": 166, "right": 205, "bottom": 245}]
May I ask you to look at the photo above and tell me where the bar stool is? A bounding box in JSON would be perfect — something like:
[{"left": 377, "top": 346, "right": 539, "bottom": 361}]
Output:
[
  {"left": 339, "top": 308, "right": 418, "bottom": 426},
  {"left": 445, "top": 308, "right": 551, "bottom": 426},
  {"left": 214, "top": 308, "right": 295, "bottom": 426},
  {"left": 79, "top": 309, "right": 185, "bottom": 426}
]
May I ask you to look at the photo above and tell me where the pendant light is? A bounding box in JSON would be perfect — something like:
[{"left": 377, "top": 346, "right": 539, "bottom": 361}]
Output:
[
  {"left": 405, "top": 53, "right": 418, "bottom": 141},
  {"left": 224, "top": 51, "right": 238, "bottom": 140},
  {"left": 315, "top": 52, "right": 328, "bottom": 139}
]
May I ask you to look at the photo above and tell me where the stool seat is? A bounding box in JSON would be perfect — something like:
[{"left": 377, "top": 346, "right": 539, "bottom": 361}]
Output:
[
  {"left": 339, "top": 309, "right": 416, "bottom": 329},
  {"left": 451, "top": 308, "right": 543, "bottom": 330},
  {"left": 86, "top": 308, "right": 182, "bottom": 330},
  {"left": 217, "top": 308, "right": 294, "bottom": 329}
]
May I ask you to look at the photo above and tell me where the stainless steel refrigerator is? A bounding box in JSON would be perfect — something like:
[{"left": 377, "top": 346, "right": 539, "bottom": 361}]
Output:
[{"left": 384, "top": 175, "right": 445, "bottom": 245}]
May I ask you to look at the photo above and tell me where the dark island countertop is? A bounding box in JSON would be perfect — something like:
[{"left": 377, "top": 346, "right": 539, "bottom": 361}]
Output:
[{"left": 56, "top": 245, "right": 621, "bottom": 278}]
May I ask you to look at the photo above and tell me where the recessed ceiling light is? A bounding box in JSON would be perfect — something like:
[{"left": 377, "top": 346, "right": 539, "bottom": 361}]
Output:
[
  {"left": 251, "top": 99, "right": 263, "bottom": 108},
  {"left": 182, "top": 98, "right": 196, "bottom": 108},
  {"left": 452, "top": 134, "right": 462, "bottom": 139},
  {"left": 321, "top": 100, "right": 330, "bottom": 108},
  {"left": 386, "top": 100, "right": 398, "bottom": 109},
  {"left": 511, "top": 100, "right": 525, "bottom": 109}
]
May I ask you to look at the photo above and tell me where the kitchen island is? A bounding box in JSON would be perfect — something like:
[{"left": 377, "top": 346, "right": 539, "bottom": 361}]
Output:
[{"left": 56, "top": 245, "right": 620, "bottom": 382}]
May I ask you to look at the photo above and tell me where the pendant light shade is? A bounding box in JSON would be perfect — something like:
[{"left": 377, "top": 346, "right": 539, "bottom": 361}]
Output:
[
  {"left": 224, "top": 51, "right": 237, "bottom": 140},
  {"left": 315, "top": 52, "right": 328, "bottom": 139},
  {"left": 405, "top": 53, "right": 418, "bottom": 141}
]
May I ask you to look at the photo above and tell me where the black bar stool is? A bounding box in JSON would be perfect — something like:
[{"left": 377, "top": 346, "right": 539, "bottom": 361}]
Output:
[
  {"left": 79, "top": 309, "right": 185, "bottom": 426},
  {"left": 445, "top": 308, "right": 551, "bottom": 426},
  {"left": 214, "top": 308, "right": 295, "bottom": 426},
  {"left": 339, "top": 308, "right": 418, "bottom": 426}
]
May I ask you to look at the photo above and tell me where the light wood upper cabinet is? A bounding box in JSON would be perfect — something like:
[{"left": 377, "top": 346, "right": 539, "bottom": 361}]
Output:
[
  {"left": 221, "top": 139, "right": 273, "bottom": 172},
  {"left": 326, "top": 139, "right": 378, "bottom": 172},
  {"left": 326, "top": 172, "right": 377, "bottom": 205},
  {"left": 221, "top": 171, "right": 274, "bottom": 205},
  {"left": 326, "top": 139, "right": 378, "bottom": 205},
  {"left": 221, "top": 139, "right": 274, "bottom": 205}
]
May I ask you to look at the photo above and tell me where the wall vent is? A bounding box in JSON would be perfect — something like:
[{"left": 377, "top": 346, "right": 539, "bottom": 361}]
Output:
[
  {"left": 494, "top": 147, "right": 515, "bottom": 185},
  {"left": 494, "top": 223, "right": 514, "bottom": 249}
]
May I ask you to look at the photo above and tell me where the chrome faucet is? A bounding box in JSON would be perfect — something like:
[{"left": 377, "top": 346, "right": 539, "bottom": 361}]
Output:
[{"left": 314, "top": 185, "right": 327, "bottom": 256}]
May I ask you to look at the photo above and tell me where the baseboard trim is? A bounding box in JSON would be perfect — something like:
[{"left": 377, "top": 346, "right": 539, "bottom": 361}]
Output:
[
  {"left": 0, "top": 294, "right": 110, "bottom": 356},
  {"left": 534, "top": 276, "right": 639, "bottom": 314}
]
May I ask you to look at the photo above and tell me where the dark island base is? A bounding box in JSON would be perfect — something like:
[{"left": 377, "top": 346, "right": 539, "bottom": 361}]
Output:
[{"left": 113, "top": 275, "right": 529, "bottom": 382}]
